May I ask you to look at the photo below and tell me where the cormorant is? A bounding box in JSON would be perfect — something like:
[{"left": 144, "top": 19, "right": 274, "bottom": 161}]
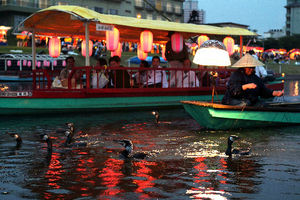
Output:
[
  {"left": 115, "top": 139, "right": 147, "bottom": 159},
  {"left": 64, "top": 129, "right": 87, "bottom": 147},
  {"left": 8, "top": 132, "right": 22, "bottom": 148},
  {"left": 40, "top": 133, "right": 53, "bottom": 153},
  {"left": 225, "top": 135, "right": 251, "bottom": 157},
  {"left": 152, "top": 111, "right": 159, "bottom": 124}
]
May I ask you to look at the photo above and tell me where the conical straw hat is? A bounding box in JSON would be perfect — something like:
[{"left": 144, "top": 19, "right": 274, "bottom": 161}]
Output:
[{"left": 231, "top": 53, "right": 264, "bottom": 68}]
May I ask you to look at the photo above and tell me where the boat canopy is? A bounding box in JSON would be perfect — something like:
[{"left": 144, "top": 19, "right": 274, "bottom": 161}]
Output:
[{"left": 18, "top": 5, "right": 257, "bottom": 43}]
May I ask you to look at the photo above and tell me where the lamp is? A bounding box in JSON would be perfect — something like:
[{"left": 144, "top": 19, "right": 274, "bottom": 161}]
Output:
[{"left": 193, "top": 40, "right": 231, "bottom": 102}]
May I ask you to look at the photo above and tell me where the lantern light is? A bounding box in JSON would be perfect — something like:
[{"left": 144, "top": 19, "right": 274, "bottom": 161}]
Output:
[
  {"left": 161, "top": 45, "right": 167, "bottom": 60},
  {"left": 137, "top": 44, "right": 148, "bottom": 60},
  {"left": 7, "top": 60, "right": 11, "bottom": 67},
  {"left": 53, "top": 60, "right": 57, "bottom": 66},
  {"left": 62, "top": 60, "right": 66, "bottom": 67},
  {"left": 48, "top": 37, "right": 61, "bottom": 58},
  {"left": 171, "top": 33, "right": 184, "bottom": 53},
  {"left": 27, "top": 61, "right": 32, "bottom": 67},
  {"left": 223, "top": 36, "right": 235, "bottom": 56},
  {"left": 17, "top": 60, "right": 20, "bottom": 66},
  {"left": 106, "top": 27, "right": 119, "bottom": 51},
  {"left": 140, "top": 30, "right": 153, "bottom": 53},
  {"left": 23, "top": 60, "right": 27, "bottom": 66},
  {"left": 81, "top": 40, "right": 93, "bottom": 57},
  {"left": 198, "top": 35, "right": 210, "bottom": 47},
  {"left": 111, "top": 43, "right": 122, "bottom": 57}
]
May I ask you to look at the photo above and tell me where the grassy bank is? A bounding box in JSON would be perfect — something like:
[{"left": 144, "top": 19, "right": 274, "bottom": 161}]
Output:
[{"left": 1, "top": 45, "right": 300, "bottom": 74}]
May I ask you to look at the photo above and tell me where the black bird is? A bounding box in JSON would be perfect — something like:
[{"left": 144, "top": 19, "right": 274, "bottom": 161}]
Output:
[
  {"left": 152, "top": 111, "right": 159, "bottom": 124},
  {"left": 40, "top": 133, "right": 53, "bottom": 153},
  {"left": 64, "top": 129, "right": 87, "bottom": 147},
  {"left": 8, "top": 132, "right": 22, "bottom": 148},
  {"left": 225, "top": 135, "right": 251, "bottom": 157},
  {"left": 115, "top": 139, "right": 147, "bottom": 159}
]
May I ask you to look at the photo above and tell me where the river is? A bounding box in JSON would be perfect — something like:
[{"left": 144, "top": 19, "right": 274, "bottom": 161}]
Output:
[{"left": 0, "top": 108, "right": 299, "bottom": 200}]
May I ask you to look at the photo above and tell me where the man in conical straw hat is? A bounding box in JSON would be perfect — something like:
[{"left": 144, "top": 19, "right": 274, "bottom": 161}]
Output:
[{"left": 222, "top": 53, "right": 283, "bottom": 106}]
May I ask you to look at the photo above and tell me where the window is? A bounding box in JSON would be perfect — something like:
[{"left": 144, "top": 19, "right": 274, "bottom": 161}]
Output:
[
  {"left": 166, "top": 2, "right": 172, "bottom": 12},
  {"left": 156, "top": 0, "right": 162, "bottom": 11},
  {"left": 146, "top": 14, "right": 153, "bottom": 20},
  {"left": 135, "top": 0, "right": 143, "bottom": 7},
  {"left": 125, "top": 10, "right": 132, "bottom": 14},
  {"left": 95, "top": 7, "right": 104, "bottom": 14},
  {"left": 109, "top": 9, "right": 118, "bottom": 15},
  {"left": 174, "top": 5, "right": 181, "bottom": 14}
]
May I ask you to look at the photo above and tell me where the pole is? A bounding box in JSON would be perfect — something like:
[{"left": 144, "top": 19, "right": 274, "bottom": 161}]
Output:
[
  {"left": 32, "top": 30, "right": 36, "bottom": 70},
  {"left": 239, "top": 35, "right": 243, "bottom": 58},
  {"left": 85, "top": 21, "right": 90, "bottom": 66}
]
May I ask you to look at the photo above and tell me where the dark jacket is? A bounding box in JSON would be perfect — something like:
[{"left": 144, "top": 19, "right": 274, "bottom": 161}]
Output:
[
  {"left": 222, "top": 68, "right": 273, "bottom": 105},
  {"left": 108, "top": 69, "right": 131, "bottom": 88}
]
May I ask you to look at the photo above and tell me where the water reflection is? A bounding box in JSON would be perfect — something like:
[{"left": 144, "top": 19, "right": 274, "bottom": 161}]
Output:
[{"left": 0, "top": 110, "right": 299, "bottom": 199}]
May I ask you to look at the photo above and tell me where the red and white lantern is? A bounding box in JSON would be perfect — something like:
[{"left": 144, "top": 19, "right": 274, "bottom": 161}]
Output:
[
  {"left": 223, "top": 36, "right": 235, "bottom": 56},
  {"left": 140, "top": 30, "right": 153, "bottom": 53},
  {"left": 62, "top": 60, "right": 66, "bottom": 67},
  {"left": 137, "top": 44, "right": 148, "bottom": 60},
  {"left": 106, "top": 27, "right": 119, "bottom": 51},
  {"left": 53, "top": 60, "right": 57, "bottom": 67},
  {"left": 198, "top": 35, "right": 209, "bottom": 47},
  {"left": 48, "top": 37, "right": 61, "bottom": 58},
  {"left": 81, "top": 40, "right": 93, "bottom": 57},
  {"left": 23, "top": 60, "right": 27, "bottom": 66},
  {"left": 7, "top": 60, "right": 11, "bottom": 67},
  {"left": 171, "top": 33, "right": 184, "bottom": 53}
]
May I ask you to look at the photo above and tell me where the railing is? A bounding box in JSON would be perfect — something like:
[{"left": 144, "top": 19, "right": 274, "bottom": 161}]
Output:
[{"left": 33, "top": 66, "right": 234, "bottom": 91}]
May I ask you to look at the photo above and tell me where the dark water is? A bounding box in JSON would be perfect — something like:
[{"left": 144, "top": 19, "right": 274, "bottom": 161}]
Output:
[{"left": 0, "top": 109, "right": 299, "bottom": 200}]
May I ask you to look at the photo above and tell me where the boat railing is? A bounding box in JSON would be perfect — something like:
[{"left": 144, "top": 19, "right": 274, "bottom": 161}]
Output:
[{"left": 33, "top": 66, "right": 234, "bottom": 91}]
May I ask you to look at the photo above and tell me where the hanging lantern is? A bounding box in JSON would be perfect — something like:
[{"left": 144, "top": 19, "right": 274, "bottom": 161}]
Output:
[
  {"left": 37, "top": 61, "right": 41, "bottom": 68},
  {"left": 171, "top": 33, "right": 183, "bottom": 53},
  {"left": 223, "top": 36, "right": 235, "bottom": 56},
  {"left": 140, "top": 30, "right": 153, "bottom": 53},
  {"left": 198, "top": 35, "right": 209, "bottom": 47},
  {"left": 81, "top": 40, "right": 93, "bottom": 57},
  {"left": 17, "top": 60, "right": 20, "bottom": 66},
  {"left": 106, "top": 27, "right": 119, "bottom": 51},
  {"left": 111, "top": 43, "right": 122, "bottom": 57},
  {"left": 53, "top": 60, "right": 57, "bottom": 66},
  {"left": 161, "top": 45, "right": 167, "bottom": 60},
  {"left": 137, "top": 44, "right": 148, "bottom": 60},
  {"left": 48, "top": 37, "right": 61, "bottom": 58},
  {"left": 7, "top": 60, "right": 11, "bottom": 67},
  {"left": 62, "top": 60, "right": 66, "bottom": 67},
  {"left": 43, "top": 60, "right": 47, "bottom": 67},
  {"left": 27, "top": 61, "right": 31, "bottom": 67},
  {"left": 23, "top": 60, "right": 27, "bottom": 66}
]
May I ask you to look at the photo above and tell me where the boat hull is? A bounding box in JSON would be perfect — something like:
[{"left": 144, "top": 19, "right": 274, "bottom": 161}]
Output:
[{"left": 182, "top": 101, "right": 300, "bottom": 130}]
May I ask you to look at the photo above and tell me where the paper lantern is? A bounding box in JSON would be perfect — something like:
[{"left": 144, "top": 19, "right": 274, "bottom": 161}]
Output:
[
  {"left": 81, "top": 40, "right": 93, "bottom": 57},
  {"left": 223, "top": 36, "right": 235, "bottom": 56},
  {"left": 140, "top": 30, "right": 153, "bottom": 53},
  {"left": 111, "top": 43, "right": 122, "bottom": 57},
  {"left": 7, "top": 60, "right": 11, "bottom": 67},
  {"left": 137, "top": 44, "right": 148, "bottom": 60},
  {"left": 37, "top": 61, "right": 41, "bottom": 68},
  {"left": 48, "top": 37, "right": 61, "bottom": 58},
  {"left": 23, "top": 60, "right": 27, "bottom": 66},
  {"left": 43, "top": 60, "right": 47, "bottom": 66},
  {"left": 27, "top": 61, "right": 31, "bottom": 67},
  {"left": 106, "top": 27, "right": 119, "bottom": 51},
  {"left": 17, "top": 60, "right": 20, "bottom": 66},
  {"left": 62, "top": 60, "right": 66, "bottom": 67},
  {"left": 171, "top": 33, "right": 183, "bottom": 53},
  {"left": 53, "top": 60, "right": 57, "bottom": 66},
  {"left": 198, "top": 35, "right": 209, "bottom": 47}
]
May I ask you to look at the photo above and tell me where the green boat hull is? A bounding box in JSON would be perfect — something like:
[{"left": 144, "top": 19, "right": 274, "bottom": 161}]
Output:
[
  {"left": 0, "top": 95, "right": 215, "bottom": 115},
  {"left": 182, "top": 101, "right": 300, "bottom": 130}
]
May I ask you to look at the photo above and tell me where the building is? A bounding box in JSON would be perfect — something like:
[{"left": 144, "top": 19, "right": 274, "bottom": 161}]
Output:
[
  {"left": 285, "top": 0, "right": 300, "bottom": 36},
  {"left": 0, "top": 0, "right": 185, "bottom": 29},
  {"left": 183, "top": 0, "right": 205, "bottom": 24},
  {"left": 263, "top": 29, "right": 285, "bottom": 39}
]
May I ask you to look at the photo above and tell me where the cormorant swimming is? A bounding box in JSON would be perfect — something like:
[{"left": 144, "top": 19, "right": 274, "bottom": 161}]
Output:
[
  {"left": 115, "top": 139, "right": 147, "bottom": 159},
  {"left": 40, "top": 133, "right": 53, "bottom": 153},
  {"left": 225, "top": 135, "right": 251, "bottom": 157},
  {"left": 8, "top": 132, "right": 22, "bottom": 148},
  {"left": 152, "top": 111, "right": 159, "bottom": 124},
  {"left": 64, "top": 129, "right": 87, "bottom": 147}
]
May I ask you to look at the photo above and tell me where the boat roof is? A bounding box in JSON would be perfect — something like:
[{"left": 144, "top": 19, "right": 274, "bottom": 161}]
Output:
[{"left": 17, "top": 5, "right": 257, "bottom": 43}]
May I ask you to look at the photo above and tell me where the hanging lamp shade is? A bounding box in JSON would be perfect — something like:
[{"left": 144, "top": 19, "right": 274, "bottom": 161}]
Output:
[
  {"left": 171, "top": 33, "right": 184, "bottom": 53},
  {"left": 81, "top": 40, "right": 93, "bottom": 57},
  {"left": 7, "top": 60, "right": 11, "bottom": 67},
  {"left": 106, "top": 27, "right": 119, "bottom": 51},
  {"left": 137, "top": 44, "right": 148, "bottom": 60},
  {"left": 223, "top": 36, "right": 235, "bottom": 56},
  {"left": 111, "top": 43, "right": 122, "bottom": 57},
  {"left": 198, "top": 35, "right": 209, "bottom": 47},
  {"left": 140, "top": 30, "right": 153, "bottom": 53},
  {"left": 48, "top": 37, "right": 61, "bottom": 58}
]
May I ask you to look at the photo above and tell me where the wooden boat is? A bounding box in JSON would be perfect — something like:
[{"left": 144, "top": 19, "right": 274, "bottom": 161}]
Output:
[
  {"left": 0, "top": 5, "right": 282, "bottom": 115},
  {"left": 181, "top": 101, "right": 300, "bottom": 130}
]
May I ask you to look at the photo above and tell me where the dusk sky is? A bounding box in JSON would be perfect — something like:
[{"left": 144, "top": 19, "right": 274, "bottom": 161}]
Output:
[{"left": 198, "top": 0, "right": 286, "bottom": 34}]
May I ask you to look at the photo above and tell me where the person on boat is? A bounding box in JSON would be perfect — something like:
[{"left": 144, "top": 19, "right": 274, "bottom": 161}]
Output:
[
  {"left": 248, "top": 50, "right": 267, "bottom": 80},
  {"left": 222, "top": 53, "right": 284, "bottom": 106},
  {"left": 170, "top": 58, "right": 199, "bottom": 88},
  {"left": 59, "top": 56, "right": 81, "bottom": 88},
  {"left": 107, "top": 56, "right": 131, "bottom": 88},
  {"left": 144, "top": 55, "right": 168, "bottom": 88},
  {"left": 92, "top": 57, "right": 109, "bottom": 88},
  {"left": 134, "top": 60, "right": 150, "bottom": 88}
]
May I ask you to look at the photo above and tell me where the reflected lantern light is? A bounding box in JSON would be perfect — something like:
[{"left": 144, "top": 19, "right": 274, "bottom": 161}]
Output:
[
  {"left": 171, "top": 33, "right": 183, "bottom": 53},
  {"left": 106, "top": 27, "right": 119, "bottom": 51},
  {"left": 140, "top": 30, "right": 153, "bottom": 53}
]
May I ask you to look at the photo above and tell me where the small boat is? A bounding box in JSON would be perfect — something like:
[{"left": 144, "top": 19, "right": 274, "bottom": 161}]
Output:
[{"left": 181, "top": 100, "right": 300, "bottom": 130}]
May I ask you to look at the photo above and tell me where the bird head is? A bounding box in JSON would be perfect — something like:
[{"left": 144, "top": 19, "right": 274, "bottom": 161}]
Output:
[
  {"left": 228, "top": 135, "right": 239, "bottom": 144},
  {"left": 65, "top": 122, "right": 74, "bottom": 129},
  {"left": 40, "top": 133, "right": 49, "bottom": 141},
  {"left": 8, "top": 132, "right": 19, "bottom": 139},
  {"left": 115, "top": 139, "right": 133, "bottom": 153}
]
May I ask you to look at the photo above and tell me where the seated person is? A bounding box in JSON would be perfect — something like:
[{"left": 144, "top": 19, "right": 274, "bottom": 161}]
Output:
[
  {"left": 58, "top": 56, "right": 81, "bottom": 88},
  {"left": 222, "top": 54, "right": 283, "bottom": 106},
  {"left": 170, "top": 58, "right": 199, "bottom": 88},
  {"left": 107, "top": 56, "right": 131, "bottom": 88},
  {"left": 92, "top": 58, "right": 109, "bottom": 88},
  {"left": 134, "top": 60, "right": 150, "bottom": 87},
  {"left": 144, "top": 55, "right": 168, "bottom": 88}
]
